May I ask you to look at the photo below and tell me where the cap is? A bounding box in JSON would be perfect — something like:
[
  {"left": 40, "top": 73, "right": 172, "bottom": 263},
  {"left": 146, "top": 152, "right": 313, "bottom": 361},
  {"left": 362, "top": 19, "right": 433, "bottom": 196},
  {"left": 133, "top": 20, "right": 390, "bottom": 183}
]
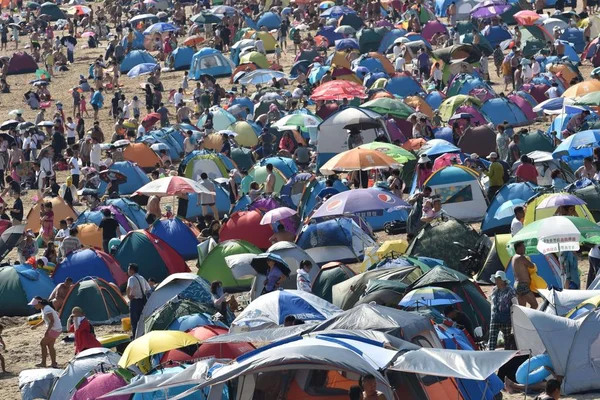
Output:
[
  {"left": 27, "top": 297, "right": 40, "bottom": 306},
  {"left": 470, "top": 153, "right": 480, "bottom": 160},
  {"left": 487, "top": 152, "right": 498, "bottom": 159}
]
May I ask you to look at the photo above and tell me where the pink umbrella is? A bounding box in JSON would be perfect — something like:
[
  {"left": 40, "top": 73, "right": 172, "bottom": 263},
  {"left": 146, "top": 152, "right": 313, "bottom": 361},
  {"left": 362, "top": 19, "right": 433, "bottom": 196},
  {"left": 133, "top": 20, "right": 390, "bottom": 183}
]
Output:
[
  {"left": 260, "top": 206, "right": 297, "bottom": 225},
  {"left": 135, "top": 176, "right": 211, "bottom": 197},
  {"left": 71, "top": 372, "right": 129, "bottom": 400}
]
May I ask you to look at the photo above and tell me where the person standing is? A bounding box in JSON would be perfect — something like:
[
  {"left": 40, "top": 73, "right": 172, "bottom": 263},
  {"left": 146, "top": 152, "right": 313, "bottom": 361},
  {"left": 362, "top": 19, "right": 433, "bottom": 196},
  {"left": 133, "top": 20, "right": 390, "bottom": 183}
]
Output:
[
  {"left": 511, "top": 206, "right": 525, "bottom": 236},
  {"left": 197, "top": 172, "right": 219, "bottom": 218},
  {"left": 90, "top": 87, "right": 104, "bottom": 121},
  {"left": 126, "top": 263, "right": 151, "bottom": 338},
  {"left": 98, "top": 209, "right": 119, "bottom": 253},
  {"left": 507, "top": 133, "right": 521, "bottom": 166},
  {"left": 90, "top": 137, "right": 101, "bottom": 169},
  {"left": 487, "top": 271, "right": 516, "bottom": 351},
  {"left": 484, "top": 152, "right": 504, "bottom": 200},
  {"left": 512, "top": 241, "right": 538, "bottom": 308},
  {"left": 29, "top": 296, "right": 61, "bottom": 368},
  {"left": 264, "top": 163, "right": 276, "bottom": 195},
  {"left": 67, "top": 306, "right": 101, "bottom": 354},
  {"left": 496, "top": 124, "right": 509, "bottom": 162},
  {"left": 48, "top": 277, "right": 73, "bottom": 311},
  {"left": 296, "top": 260, "right": 313, "bottom": 292}
]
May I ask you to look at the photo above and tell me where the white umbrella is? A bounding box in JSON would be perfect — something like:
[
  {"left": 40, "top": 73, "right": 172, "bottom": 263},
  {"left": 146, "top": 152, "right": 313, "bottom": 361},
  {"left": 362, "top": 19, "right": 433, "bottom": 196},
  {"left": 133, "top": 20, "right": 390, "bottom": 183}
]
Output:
[
  {"left": 135, "top": 176, "right": 211, "bottom": 197},
  {"left": 8, "top": 109, "right": 23, "bottom": 116},
  {"left": 150, "top": 143, "right": 170, "bottom": 151},
  {"left": 334, "top": 25, "right": 356, "bottom": 34}
]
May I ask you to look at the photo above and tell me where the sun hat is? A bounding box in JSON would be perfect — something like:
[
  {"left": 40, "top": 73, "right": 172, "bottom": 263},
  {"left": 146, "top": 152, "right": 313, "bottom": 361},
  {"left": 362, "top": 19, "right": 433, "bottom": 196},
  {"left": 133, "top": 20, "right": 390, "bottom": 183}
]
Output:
[
  {"left": 490, "top": 270, "right": 510, "bottom": 284},
  {"left": 418, "top": 154, "right": 431, "bottom": 164}
]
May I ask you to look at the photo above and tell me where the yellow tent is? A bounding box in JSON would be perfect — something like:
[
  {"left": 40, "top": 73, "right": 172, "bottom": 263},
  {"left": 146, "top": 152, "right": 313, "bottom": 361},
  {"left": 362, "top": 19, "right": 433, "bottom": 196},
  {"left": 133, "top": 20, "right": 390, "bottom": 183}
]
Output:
[
  {"left": 228, "top": 121, "right": 259, "bottom": 147},
  {"left": 523, "top": 193, "right": 595, "bottom": 225},
  {"left": 329, "top": 51, "right": 353, "bottom": 70},
  {"left": 26, "top": 197, "right": 77, "bottom": 233},
  {"left": 404, "top": 96, "right": 434, "bottom": 119},
  {"left": 239, "top": 51, "right": 270, "bottom": 69},
  {"left": 251, "top": 31, "right": 277, "bottom": 53}
]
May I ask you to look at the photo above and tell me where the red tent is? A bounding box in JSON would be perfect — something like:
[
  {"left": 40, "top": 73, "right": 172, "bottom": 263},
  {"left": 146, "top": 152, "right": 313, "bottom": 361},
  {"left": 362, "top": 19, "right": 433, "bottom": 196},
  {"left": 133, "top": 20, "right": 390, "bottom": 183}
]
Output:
[{"left": 219, "top": 210, "right": 274, "bottom": 250}]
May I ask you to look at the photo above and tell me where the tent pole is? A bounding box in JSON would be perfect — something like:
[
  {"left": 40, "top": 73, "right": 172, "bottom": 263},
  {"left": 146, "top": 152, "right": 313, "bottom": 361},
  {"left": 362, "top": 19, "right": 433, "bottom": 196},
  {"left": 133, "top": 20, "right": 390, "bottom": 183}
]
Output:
[{"left": 479, "top": 379, "right": 489, "bottom": 400}]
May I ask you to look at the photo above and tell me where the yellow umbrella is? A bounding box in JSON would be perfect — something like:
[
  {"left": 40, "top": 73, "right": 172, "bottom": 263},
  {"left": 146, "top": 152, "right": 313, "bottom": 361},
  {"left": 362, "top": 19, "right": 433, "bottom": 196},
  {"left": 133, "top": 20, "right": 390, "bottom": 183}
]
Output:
[
  {"left": 118, "top": 331, "right": 200, "bottom": 368},
  {"left": 562, "top": 80, "right": 600, "bottom": 99}
]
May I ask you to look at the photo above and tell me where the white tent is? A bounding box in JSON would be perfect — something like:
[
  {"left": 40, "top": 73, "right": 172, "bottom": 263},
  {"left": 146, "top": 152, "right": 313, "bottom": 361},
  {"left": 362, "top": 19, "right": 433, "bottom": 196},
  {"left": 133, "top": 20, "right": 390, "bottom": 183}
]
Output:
[
  {"left": 538, "top": 288, "right": 600, "bottom": 316},
  {"left": 19, "top": 368, "right": 62, "bottom": 400},
  {"left": 511, "top": 150, "right": 575, "bottom": 186},
  {"left": 512, "top": 305, "right": 600, "bottom": 394}
]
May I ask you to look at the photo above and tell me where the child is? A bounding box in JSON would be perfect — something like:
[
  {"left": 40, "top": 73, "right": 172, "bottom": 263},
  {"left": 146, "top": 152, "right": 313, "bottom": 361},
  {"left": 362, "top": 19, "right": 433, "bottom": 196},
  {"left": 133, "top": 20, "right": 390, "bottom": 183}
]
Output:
[
  {"left": 274, "top": 43, "right": 281, "bottom": 64},
  {"left": 80, "top": 95, "right": 89, "bottom": 117},
  {"left": 0, "top": 324, "right": 5, "bottom": 373},
  {"left": 182, "top": 71, "right": 189, "bottom": 95},
  {"left": 164, "top": 204, "right": 173, "bottom": 218}
]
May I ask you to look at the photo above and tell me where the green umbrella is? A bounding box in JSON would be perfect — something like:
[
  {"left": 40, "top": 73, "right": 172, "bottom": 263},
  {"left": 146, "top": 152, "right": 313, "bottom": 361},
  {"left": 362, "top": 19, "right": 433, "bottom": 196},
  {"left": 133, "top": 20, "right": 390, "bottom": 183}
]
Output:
[
  {"left": 575, "top": 91, "right": 600, "bottom": 106},
  {"left": 358, "top": 142, "right": 416, "bottom": 164},
  {"left": 26, "top": 1, "right": 40, "bottom": 8},
  {"left": 438, "top": 95, "right": 481, "bottom": 122},
  {"left": 508, "top": 216, "right": 600, "bottom": 255},
  {"left": 272, "top": 114, "right": 322, "bottom": 131},
  {"left": 361, "top": 98, "right": 415, "bottom": 120},
  {"left": 191, "top": 12, "right": 222, "bottom": 24}
]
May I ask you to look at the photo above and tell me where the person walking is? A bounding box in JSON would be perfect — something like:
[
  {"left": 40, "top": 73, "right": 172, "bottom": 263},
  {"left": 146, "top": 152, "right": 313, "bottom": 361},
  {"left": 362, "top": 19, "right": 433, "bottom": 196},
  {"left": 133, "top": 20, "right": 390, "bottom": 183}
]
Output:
[
  {"left": 29, "top": 296, "right": 61, "bottom": 368},
  {"left": 98, "top": 209, "right": 119, "bottom": 253},
  {"left": 126, "top": 263, "right": 151, "bottom": 338}
]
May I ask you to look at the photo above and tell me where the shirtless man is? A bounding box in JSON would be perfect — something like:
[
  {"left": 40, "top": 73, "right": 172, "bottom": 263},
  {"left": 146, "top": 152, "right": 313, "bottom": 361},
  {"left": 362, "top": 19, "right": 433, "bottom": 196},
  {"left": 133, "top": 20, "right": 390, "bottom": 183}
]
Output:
[
  {"left": 269, "top": 224, "right": 295, "bottom": 244},
  {"left": 264, "top": 163, "right": 275, "bottom": 195},
  {"left": 362, "top": 374, "right": 387, "bottom": 400},
  {"left": 511, "top": 241, "right": 538, "bottom": 308},
  {"left": 48, "top": 277, "right": 73, "bottom": 311}
]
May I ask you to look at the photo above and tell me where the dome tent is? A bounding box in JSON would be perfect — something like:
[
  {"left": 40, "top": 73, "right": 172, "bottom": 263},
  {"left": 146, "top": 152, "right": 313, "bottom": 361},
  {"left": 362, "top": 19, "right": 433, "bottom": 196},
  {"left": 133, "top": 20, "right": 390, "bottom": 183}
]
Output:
[
  {"left": 256, "top": 11, "right": 281, "bottom": 30},
  {"left": 26, "top": 196, "right": 77, "bottom": 233},
  {"left": 106, "top": 198, "right": 149, "bottom": 229},
  {"left": 219, "top": 210, "right": 274, "bottom": 250},
  {"left": 312, "top": 262, "right": 356, "bottom": 303},
  {"left": 97, "top": 161, "right": 150, "bottom": 196},
  {"left": 119, "top": 50, "right": 157, "bottom": 73},
  {"left": 0, "top": 264, "right": 55, "bottom": 316},
  {"left": 58, "top": 277, "right": 129, "bottom": 328},
  {"left": 148, "top": 217, "right": 200, "bottom": 261},
  {"left": 7, "top": 52, "right": 38, "bottom": 75},
  {"left": 189, "top": 48, "right": 234, "bottom": 79},
  {"left": 40, "top": 2, "right": 66, "bottom": 20},
  {"left": 52, "top": 248, "right": 128, "bottom": 287},
  {"left": 120, "top": 29, "right": 145, "bottom": 51},
  {"left": 114, "top": 230, "right": 189, "bottom": 282},
  {"left": 168, "top": 46, "right": 195, "bottom": 70}
]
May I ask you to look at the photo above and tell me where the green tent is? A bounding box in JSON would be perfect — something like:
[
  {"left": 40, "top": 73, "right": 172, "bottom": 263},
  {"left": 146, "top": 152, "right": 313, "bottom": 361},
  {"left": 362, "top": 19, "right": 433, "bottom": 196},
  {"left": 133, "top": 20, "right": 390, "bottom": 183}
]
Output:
[
  {"left": 460, "top": 33, "right": 493, "bottom": 56},
  {"left": 59, "top": 278, "right": 129, "bottom": 328},
  {"left": 410, "top": 266, "right": 491, "bottom": 337},
  {"left": 197, "top": 240, "right": 261, "bottom": 291},
  {"left": 517, "top": 130, "right": 555, "bottom": 154},
  {"left": 231, "top": 147, "right": 255, "bottom": 171},
  {"left": 312, "top": 262, "right": 356, "bottom": 303},
  {"left": 0, "top": 264, "right": 55, "bottom": 316},
  {"left": 455, "top": 21, "right": 475, "bottom": 35},
  {"left": 357, "top": 28, "right": 382, "bottom": 54},
  {"left": 144, "top": 298, "right": 217, "bottom": 334},
  {"left": 40, "top": 2, "right": 66, "bottom": 21}
]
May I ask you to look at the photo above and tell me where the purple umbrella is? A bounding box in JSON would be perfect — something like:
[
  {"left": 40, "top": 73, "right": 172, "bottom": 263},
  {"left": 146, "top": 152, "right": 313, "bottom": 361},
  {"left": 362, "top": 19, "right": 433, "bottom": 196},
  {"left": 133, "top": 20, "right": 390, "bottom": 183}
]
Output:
[
  {"left": 248, "top": 197, "right": 298, "bottom": 233},
  {"left": 470, "top": 0, "right": 511, "bottom": 18},
  {"left": 260, "top": 207, "right": 297, "bottom": 225},
  {"left": 535, "top": 194, "right": 586, "bottom": 210},
  {"left": 311, "top": 188, "right": 410, "bottom": 219}
]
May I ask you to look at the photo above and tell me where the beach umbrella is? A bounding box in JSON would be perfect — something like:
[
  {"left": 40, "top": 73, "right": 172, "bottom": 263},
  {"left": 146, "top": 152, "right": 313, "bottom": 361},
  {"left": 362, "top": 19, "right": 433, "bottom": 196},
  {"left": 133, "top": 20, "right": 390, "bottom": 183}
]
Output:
[
  {"left": 26, "top": 1, "right": 40, "bottom": 9},
  {"left": 361, "top": 98, "right": 415, "bottom": 119},
  {"left": 536, "top": 193, "right": 587, "bottom": 209},
  {"left": 513, "top": 10, "right": 542, "bottom": 25},
  {"left": 575, "top": 91, "right": 600, "bottom": 107},
  {"left": 260, "top": 207, "right": 297, "bottom": 225},
  {"left": 17, "top": 121, "right": 34, "bottom": 130},
  {"left": 400, "top": 286, "right": 463, "bottom": 307},
  {"left": 36, "top": 120, "right": 54, "bottom": 127},
  {"left": 494, "top": 199, "right": 526, "bottom": 219},
  {"left": 271, "top": 113, "right": 321, "bottom": 131},
  {"left": 533, "top": 97, "right": 574, "bottom": 114},
  {"left": 67, "top": 5, "right": 91, "bottom": 14},
  {"left": 320, "top": 5, "right": 356, "bottom": 18},
  {"left": 0, "top": 120, "right": 18, "bottom": 130},
  {"left": 470, "top": 0, "right": 511, "bottom": 18},
  {"left": 320, "top": 148, "right": 401, "bottom": 174},
  {"left": 127, "top": 63, "right": 159, "bottom": 78},
  {"left": 183, "top": 35, "right": 205, "bottom": 46},
  {"left": 357, "top": 142, "right": 416, "bottom": 164},
  {"left": 562, "top": 80, "right": 600, "bottom": 99},
  {"left": 552, "top": 130, "right": 600, "bottom": 158},
  {"left": 238, "top": 69, "right": 287, "bottom": 85},
  {"left": 129, "top": 13, "right": 159, "bottom": 24},
  {"left": 250, "top": 253, "right": 291, "bottom": 276},
  {"left": 112, "top": 139, "right": 131, "bottom": 148},
  {"left": 311, "top": 80, "right": 367, "bottom": 101},
  {"left": 334, "top": 38, "right": 359, "bottom": 50},
  {"left": 509, "top": 216, "right": 600, "bottom": 254},
  {"left": 334, "top": 25, "right": 356, "bottom": 34},
  {"left": 118, "top": 331, "right": 200, "bottom": 368},
  {"left": 191, "top": 12, "right": 222, "bottom": 24},
  {"left": 311, "top": 188, "right": 409, "bottom": 219},
  {"left": 135, "top": 176, "right": 211, "bottom": 197},
  {"left": 211, "top": 5, "right": 238, "bottom": 15},
  {"left": 143, "top": 22, "right": 178, "bottom": 34},
  {"left": 8, "top": 109, "right": 23, "bottom": 117},
  {"left": 0, "top": 224, "right": 26, "bottom": 259}
]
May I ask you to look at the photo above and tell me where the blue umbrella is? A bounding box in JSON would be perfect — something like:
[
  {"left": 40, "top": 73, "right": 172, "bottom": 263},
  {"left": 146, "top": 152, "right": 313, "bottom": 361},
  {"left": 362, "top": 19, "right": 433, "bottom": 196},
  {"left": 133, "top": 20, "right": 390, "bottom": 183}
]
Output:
[
  {"left": 238, "top": 69, "right": 287, "bottom": 85},
  {"left": 417, "top": 139, "right": 461, "bottom": 157},
  {"left": 320, "top": 5, "right": 356, "bottom": 18},
  {"left": 494, "top": 199, "right": 526, "bottom": 219},
  {"left": 532, "top": 97, "right": 572, "bottom": 114},
  {"left": 553, "top": 130, "right": 600, "bottom": 159},
  {"left": 127, "top": 63, "right": 158, "bottom": 78},
  {"left": 334, "top": 38, "right": 359, "bottom": 51},
  {"left": 400, "top": 286, "right": 464, "bottom": 307},
  {"left": 191, "top": 12, "right": 222, "bottom": 24},
  {"left": 143, "top": 22, "right": 178, "bottom": 34}
]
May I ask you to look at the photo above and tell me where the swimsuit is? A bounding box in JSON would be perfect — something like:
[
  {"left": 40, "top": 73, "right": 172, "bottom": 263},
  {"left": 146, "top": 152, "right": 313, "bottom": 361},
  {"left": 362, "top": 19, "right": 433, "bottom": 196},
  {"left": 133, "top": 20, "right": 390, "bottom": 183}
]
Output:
[{"left": 515, "top": 282, "right": 531, "bottom": 296}]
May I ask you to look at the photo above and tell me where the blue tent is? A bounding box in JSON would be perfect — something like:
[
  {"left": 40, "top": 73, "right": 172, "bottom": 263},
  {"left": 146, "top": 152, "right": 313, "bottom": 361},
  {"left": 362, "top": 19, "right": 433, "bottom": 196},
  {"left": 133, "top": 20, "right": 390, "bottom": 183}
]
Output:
[
  {"left": 334, "top": 38, "right": 359, "bottom": 51},
  {"left": 480, "top": 97, "right": 530, "bottom": 126},
  {"left": 230, "top": 97, "right": 254, "bottom": 114},
  {"left": 378, "top": 29, "right": 407, "bottom": 54},
  {"left": 189, "top": 48, "right": 234, "bottom": 79},
  {"left": 556, "top": 41, "right": 581, "bottom": 64},
  {"left": 97, "top": 161, "right": 150, "bottom": 196},
  {"left": 385, "top": 75, "right": 423, "bottom": 97},
  {"left": 170, "top": 46, "right": 195, "bottom": 70},
  {"left": 446, "top": 76, "right": 495, "bottom": 97},
  {"left": 481, "top": 182, "right": 538, "bottom": 235},
  {"left": 138, "top": 132, "right": 182, "bottom": 162},
  {"left": 259, "top": 156, "right": 298, "bottom": 178},
  {"left": 106, "top": 198, "right": 149, "bottom": 229},
  {"left": 281, "top": 173, "right": 313, "bottom": 208},
  {"left": 560, "top": 27, "right": 585, "bottom": 53},
  {"left": 354, "top": 55, "right": 390, "bottom": 75},
  {"left": 121, "top": 30, "right": 145, "bottom": 51},
  {"left": 0, "top": 265, "right": 55, "bottom": 316},
  {"left": 52, "top": 248, "right": 126, "bottom": 286},
  {"left": 290, "top": 60, "right": 311, "bottom": 78},
  {"left": 256, "top": 12, "right": 281, "bottom": 30},
  {"left": 74, "top": 207, "right": 131, "bottom": 234},
  {"left": 149, "top": 217, "right": 200, "bottom": 261},
  {"left": 316, "top": 26, "right": 344, "bottom": 48},
  {"left": 434, "top": 127, "right": 454, "bottom": 142},
  {"left": 320, "top": 5, "right": 356, "bottom": 17},
  {"left": 308, "top": 64, "right": 330, "bottom": 85},
  {"left": 168, "top": 313, "right": 227, "bottom": 331},
  {"left": 297, "top": 178, "right": 349, "bottom": 220},
  {"left": 364, "top": 72, "right": 389, "bottom": 88},
  {"left": 426, "top": 91, "right": 445, "bottom": 110},
  {"left": 120, "top": 51, "right": 157, "bottom": 73},
  {"left": 184, "top": 187, "right": 231, "bottom": 219},
  {"left": 484, "top": 26, "right": 512, "bottom": 48},
  {"left": 505, "top": 252, "right": 563, "bottom": 289}
]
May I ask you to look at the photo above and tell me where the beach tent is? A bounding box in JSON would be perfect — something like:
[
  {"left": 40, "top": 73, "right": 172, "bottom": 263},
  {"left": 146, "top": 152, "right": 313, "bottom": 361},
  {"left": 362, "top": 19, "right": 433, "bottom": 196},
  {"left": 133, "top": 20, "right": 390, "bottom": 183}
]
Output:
[
  {"left": 259, "top": 156, "right": 299, "bottom": 178},
  {"left": 481, "top": 182, "right": 538, "bottom": 235},
  {"left": 317, "top": 107, "right": 386, "bottom": 168},
  {"left": 379, "top": 28, "right": 408, "bottom": 54},
  {"left": 446, "top": 75, "right": 494, "bottom": 98},
  {"left": 357, "top": 28, "right": 384, "bottom": 53},
  {"left": 481, "top": 97, "right": 531, "bottom": 127},
  {"left": 512, "top": 305, "right": 600, "bottom": 395},
  {"left": 570, "top": 182, "right": 600, "bottom": 221},
  {"left": 266, "top": 241, "right": 319, "bottom": 287},
  {"left": 0, "top": 264, "right": 55, "bottom": 316},
  {"left": 48, "top": 348, "right": 121, "bottom": 400},
  {"left": 106, "top": 198, "right": 149, "bottom": 229},
  {"left": 435, "top": 0, "right": 477, "bottom": 19},
  {"left": 148, "top": 217, "right": 200, "bottom": 261},
  {"left": 19, "top": 368, "right": 62, "bottom": 400},
  {"left": 296, "top": 217, "right": 376, "bottom": 265},
  {"left": 477, "top": 234, "right": 563, "bottom": 289},
  {"left": 123, "top": 143, "right": 162, "bottom": 171},
  {"left": 256, "top": 11, "right": 281, "bottom": 29},
  {"left": 169, "top": 46, "right": 195, "bottom": 70},
  {"left": 311, "top": 261, "right": 356, "bottom": 303},
  {"left": 560, "top": 27, "right": 585, "bottom": 53},
  {"left": 197, "top": 239, "right": 260, "bottom": 291},
  {"left": 52, "top": 248, "right": 127, "bottom": 287},
  {"left": 523, "top": 193, "right": 594, "bottom": 225},
  {"left": 120, "top": 29, "right": 145, "bottom": 51},
  {"left": 411, "top": 266, "right": 491, "bottom": 336},
  {"left": 508, "top": 92, "right": 539, "bottom": 121},
  {"left": 385, "top": 74, "right": 424, "bottom": 97},
  {"left": 143, "top": 297, "right": 220, "bottom": 335},
  {"left": 7, "top": 52, "right": 38, "bottom": 75},
  {"left": 97, "top": 161, "right": 150, "bottom": 196},
  {"left": 114, "top": 230, "right": 189, "bottom": 282},
  {"left": 280, "top": 172, "right": 313, "bottom": 209},
  {"left": 26, "top": 196, "right": 77, "bottom": 233},
  {"left": 457, "top": 125, "right": 497, "bottom": 156},
  {"left": 184, "top": 184, "right": 231, "bottom": 219},
  {"left": 296, "top": 177, "right": 349, "bottom": 219},
  {"left": 250, "top": 31, "right": 277, "bottom": 53},
  {"left": 119, "top": 50, "right": 157, "bottom": 73},
  {"left": 421, "top": 20, "right": 448, "bottom": 42},
  {"left": 317, "top": 26, "right": 344, "bottom": 48},
  {"left": 69, "top": 371, "right": 131, "bottom": 400},
  {"left": 58, "top": 277, "right": 129, "bottom": 327},
  {"left": 189, "top": 48, "right": 234, "bottom": 79},
  {"left": 519, "top": 25, "right": 552, "bottom": 57},
  {"left": 75, "top": 204, "right": 136, "bottom": 232},
  {"left": 135, "top": 273, "right": 216, "bottom": 337},
  {"left": 239, "top": 51, "right": 270, "bottom": 68},
  {"left": 511, "top": 151, "right": 574, "bottom": 187},
  {"left": 338, "top": 12, "right": 364, "bottom": 30},
  {"left": 248, "top": 165, "right": 287, "bottom": 194},
  {"left": 423, "top": 165, "right": 487, "bottom": 222},
  {"left": 484, "top": 26, "right": 512, "bottom": 48},
  {"left": 40, "top": 2, "right": 66, "bottom": 20},
  {"left": 229, "top": 290, "right": 342, "bottom": 332},
  {"left": 407, "top": 218, "right": 490, "bottom": 272},
  {"left": 182, "top": 152, "right": 230, "bottom": 180},
  {"left": 219, "top": 210, "right": 274, "bottom": 250}
]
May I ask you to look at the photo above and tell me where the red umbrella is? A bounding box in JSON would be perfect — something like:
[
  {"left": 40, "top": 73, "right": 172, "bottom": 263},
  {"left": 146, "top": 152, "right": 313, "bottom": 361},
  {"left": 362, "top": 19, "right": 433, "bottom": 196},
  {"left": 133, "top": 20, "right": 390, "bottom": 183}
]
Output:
[
  {"left": 310, "top": 80, "right": 367, "bottom": 101},
  {"left": 513, "top": 10, "right": 542, "bottom": 25},
  {"left": 141, "top": 112, "right": 160, "bottom": 128},
  {"left": 160, "top": 325, "right": 254, "bottom": 362}
]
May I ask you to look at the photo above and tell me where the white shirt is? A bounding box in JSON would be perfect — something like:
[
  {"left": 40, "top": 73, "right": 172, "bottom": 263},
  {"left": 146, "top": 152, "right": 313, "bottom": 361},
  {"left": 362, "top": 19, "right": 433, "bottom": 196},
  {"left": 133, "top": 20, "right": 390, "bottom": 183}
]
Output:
[
  {"left": 393, "top": 44, "right": 402, "bottom": 59},
  {"left": 511, "top": 218, "right": 523, "bottom": 236},
  {"left": 522, "top": 65, "right": 533, "bottom": 80},
  {"left": 22, "top": 136, "right": 31, "bottom": 151},
  {"left": 40, "top": 157, "right": 53, "bottom": 178},
  {"left": 173, "top": 92, "right": 183, "bottom": 106},
  {"left": 127, "top": 273, "right": 151, "bottom": 300},
  {"left": 66, "top": 122, "right": 76, "bottom": 138},
  {"left": 137, "top": 124, "right": 146, "bottom": 138},
  {"left": 255, "top": 40, "right": 265, "bottom": 54},
  {"left": 394, "top": 57, "right": 405, "bottom": 71},
  {"left": 90, "top": 143, "right": 101, "bottom": 165},
  {"left": 43, "top": 305, "right": 62, "bottom": 332},
  {"left": 69, "top": 156, "right": 80, "bottom": 175},
  {"left": 296, "top": 268, "right": 312, "bottom": 292},
  {"left": 292, "top": 87, "right": 304, "bottom": 99},
  {"left": 433, "top": 67, "right": 443, "bottom": 81},
  {"left": 531, "top": 61, "right": 541, "bottom": 76},
  {"left": 545, "top": 86, "right": 559, "bottom": 99},
  {"left": 122, "top": 103, "right": 131, "bottom": 119}
]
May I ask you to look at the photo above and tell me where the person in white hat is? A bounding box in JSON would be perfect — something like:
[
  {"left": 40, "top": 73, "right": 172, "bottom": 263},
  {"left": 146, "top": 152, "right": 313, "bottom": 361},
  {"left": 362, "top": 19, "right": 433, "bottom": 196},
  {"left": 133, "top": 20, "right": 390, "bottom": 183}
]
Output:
[
  {"left": 484, "top": 151, "right": 505, "bottom": 200},
  {"left": 28, "top": 296, "right": 62, "bottom": 368},
  {"left": 416, "top": 154, "right": 433, "bottom": 189},
  {"left": 488, "top": 270, "right": 516, "bottom": 350}
]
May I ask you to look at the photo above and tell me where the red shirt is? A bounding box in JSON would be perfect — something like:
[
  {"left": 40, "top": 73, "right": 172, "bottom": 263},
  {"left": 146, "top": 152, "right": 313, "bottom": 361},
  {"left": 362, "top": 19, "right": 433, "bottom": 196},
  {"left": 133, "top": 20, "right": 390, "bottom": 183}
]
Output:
[
  {"left": 69, "top": 317, "right": 102, "bottom": 354},
  {"left": 515, "top": 163, "right": 539, "bottom": 184}
]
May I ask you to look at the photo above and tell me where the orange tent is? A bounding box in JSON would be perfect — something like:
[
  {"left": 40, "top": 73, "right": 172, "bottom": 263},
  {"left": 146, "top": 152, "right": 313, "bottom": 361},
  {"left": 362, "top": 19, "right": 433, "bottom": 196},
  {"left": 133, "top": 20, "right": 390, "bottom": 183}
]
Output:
[
  {"left": 314, "top": 35, "right": 329, "bottom": 48},
  {"left": 547, "top": 64, "right": 578, "bottom": 90},
  {"left": 370, "top": 91, "right": 394, "bottom": 100},
  {"left": 404, "top": 96, "right": 434, "bottom": 119},
  {"left": 26, "top": 197, "right": 77, "bottom": 233},
  {"left": 76, "top": 223, "right": 104, "bottom": 250},
  {"left": 123, "top": 143, "right": 162, "bottom": 171},
  {"left": 367, "top": 52, "right": 395, "bottom": 75},
  {"left": 402, "top": 138, "right": 427, "bottom": 151}
]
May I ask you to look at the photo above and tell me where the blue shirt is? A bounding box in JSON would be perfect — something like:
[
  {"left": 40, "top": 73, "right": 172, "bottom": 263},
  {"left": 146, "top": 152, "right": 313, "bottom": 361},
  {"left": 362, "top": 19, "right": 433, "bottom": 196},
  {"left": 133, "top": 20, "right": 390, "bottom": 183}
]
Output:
[
  {"left": 91, "top": 91, "right": 104, "bottom": 108},
  {"left": 265, "top": 266, "right": 285, "bottom": 292}
]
